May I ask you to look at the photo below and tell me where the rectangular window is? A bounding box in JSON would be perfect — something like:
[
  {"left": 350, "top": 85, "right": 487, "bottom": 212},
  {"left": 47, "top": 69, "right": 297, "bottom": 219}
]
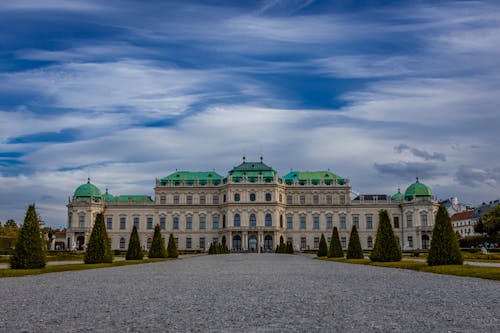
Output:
[
  {"left": 199, "top": 237, "right": 205, "bottom": 249},
  {"left": 160, "top": 195, "right": 166, "bottom": 204},
  {"left": 106, "top": 217, "right": 112, "bottom": 230},
  {"left": 366, "top": 215, "right": 373, "bottom": 229},
  {"left": 407, "top": 214, "right": 413, "bottom": 228},
  {"left": 120, "top": 217, "right": 126, "bottom": 230},
  {"left": 173, "top": 195, "right": 179, "bottom": 204},
  {"left": 287, "top": 216, "right": 293, "bottom": 229},
  {"left": 326, "top": 195, "right": 332, "bottom": 205},
  {"left": 352, "top": 215, "right": 359, "bottom": 229},
  {"left": 79, "top": 215, "right": 85, "bottom": 228},
  {"left": 212, "top": 215, "right": 219, "bottom": 229},
  {"left": 340, "top": 195, "right": 346, "bottom": 205},
  {"left": 301, "top": 237, "right": 307, "bottom": 249},
  {"left": 160, "top": 217, "right": 166, "bottom": 230},
  {"left": 133, "top": 217, "right": 140, "bottom": 230},
  {"left": 186, "top": 237, "right": 192, "bottom": 249},
  {"left": 313, "top": 195, "right": 319, "bottom": 204},
  {"left": 287, "top": 195, "right": 293, "bottom": 205},
  {"left": 287, "top": 237, "right": 293, "bottom": 245},
  {"left": 341, "top": 236, "right": 347, "bottom": 248},
  {"left": 300, "top": 216, "right": 306, "bottom": 229},
  {"left": 187, "top": 195, "right": 193, "bottom": 205},
  {"left": 147, "top": 217, "right": 153, "bottom": 230},
  {"left": 200, "top": 195, "right": 206, "bottom": 205},
  {"left": 327, "top": 215, "right": 333, "bottom": 229},
  {"left": 420, "top": 214, "right": 428, "bottom": 227},
  {"left": 186, "top": 216, "right": 192, "bottom": 229},
  {"left": 393, "top": 216, "right": 400, "bottom": 229},
  {"left": 173, "top": 217, "right": 179, "bottom": 230},
  {"left": 300, "top": 195, "right": 306, "bottom": 205},
  {"left": 314, "top": 237, "right": 319, "bottom": 248},
  {"left": 313, "top": 216, "right": 319, "bottom": 229},
  {"left": 408, "top": 236, "right": 413, "bottom": 248},
  {"left": 213, "top": 195, "right": 219, "bottom": 204},
  {"left": 199, "top": 216, "right": 206, "bottom": 229},
  {"left": 340, "top": 215, "right": 346, "bottom": 230}
]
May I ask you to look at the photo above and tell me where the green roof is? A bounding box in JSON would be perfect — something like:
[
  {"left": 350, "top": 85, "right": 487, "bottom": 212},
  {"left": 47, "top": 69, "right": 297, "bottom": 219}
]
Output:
[
  {"left": 283, "top": 171, "right": 345, "bottom": 185},
  {"left": 74, "top": 178, "right": 101, "bottom": 197},
  {"left": 391, "top": 189, "right": 404, "bottom": 201},
  {"left": 114, "top": 195, "right": 153, "bottom": 203},
  {"left": 229, "top": 160, "right": 277, "bottom": 181},
  {"left": 160, "top": 171, "right": 223, "bottom": 185},
  {"left": 404, "top": 178, "right": 432, "bottom": 200}
]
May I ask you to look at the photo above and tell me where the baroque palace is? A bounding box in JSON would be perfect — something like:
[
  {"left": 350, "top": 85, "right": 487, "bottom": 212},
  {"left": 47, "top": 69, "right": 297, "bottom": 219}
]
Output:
[{"left": 67, "top": 158, "right": 439, "bottom": 252}]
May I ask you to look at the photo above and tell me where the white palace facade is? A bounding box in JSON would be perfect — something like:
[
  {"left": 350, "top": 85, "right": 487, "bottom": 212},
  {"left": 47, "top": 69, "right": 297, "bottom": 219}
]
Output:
[{"left": 67, "top": 159, "right": 439, "bottom": 252}]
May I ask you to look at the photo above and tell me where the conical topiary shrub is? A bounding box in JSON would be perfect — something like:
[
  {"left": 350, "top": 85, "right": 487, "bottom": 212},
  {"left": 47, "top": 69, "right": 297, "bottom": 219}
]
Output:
[
  {"left": 126, "top": 225, "right": 143, "bottom": 260},
  {"left": 370, "top": 210, "right": 401, "bottom": 262},
  {"left": 428, "top": 205, "right": 463, "bottom": 266},
  {"left": 346, "top": 225, "right": 364, "bottom": 259},
  {"left": 317, "top": 234, "right": 328, "bottom": 257},
  {"left": 328, "top": 227, "right": 344, "bottom": 258},
  {"left": 84, "top": 212, "right": 113, "bottom": 264},
  {"left": 10, "top": 204, "right": 46, "bottom": 269},
  {"left": 167, "top": 233, "right": 178, "bottom": 258},
  {"left": 148, "top": 224, "right": 167, "bottom": 258}
]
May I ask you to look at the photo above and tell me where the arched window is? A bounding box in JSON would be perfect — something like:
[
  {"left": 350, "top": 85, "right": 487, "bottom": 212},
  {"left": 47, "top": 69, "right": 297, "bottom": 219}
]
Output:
[
  {"left": 234, "top": 213, "right": 241, "bottom": 227},
  {"left": 280, "top": 215, "right": 283, "bottom": 228},
  {"left": 367, "top": 236, "right": 373, "bottom": 248},
  {"left": 120, "top": 237, "right": 126, "bottom": 249},
  {"left": 250, "top": 214, "right": 256, "bottom": 228},
  {"left": 265, "top": 213, "right": 272, "bottom": 227},
  {"left": 250, "top": 193, "right": 256, "bottom": 201}
]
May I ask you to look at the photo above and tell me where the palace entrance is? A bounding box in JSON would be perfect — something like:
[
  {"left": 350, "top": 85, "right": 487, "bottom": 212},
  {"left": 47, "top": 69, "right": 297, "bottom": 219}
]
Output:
[
  {"left": 248, "top": 235, "right": 258, "bottom": 252},
  {"left": 264, "top": 235, "right": 273, "bottom": 252}
]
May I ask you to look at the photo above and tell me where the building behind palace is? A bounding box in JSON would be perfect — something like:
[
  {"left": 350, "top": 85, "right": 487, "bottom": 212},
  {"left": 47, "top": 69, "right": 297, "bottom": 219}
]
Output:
[{"left": 66, "top": 158, "right": 439, "bottom": 252}]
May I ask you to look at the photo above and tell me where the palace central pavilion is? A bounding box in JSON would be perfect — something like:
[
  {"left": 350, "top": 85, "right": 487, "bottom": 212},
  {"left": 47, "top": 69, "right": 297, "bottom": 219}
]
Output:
[{"left": 67, "top": 159, "right": 438, "bottom": 252}]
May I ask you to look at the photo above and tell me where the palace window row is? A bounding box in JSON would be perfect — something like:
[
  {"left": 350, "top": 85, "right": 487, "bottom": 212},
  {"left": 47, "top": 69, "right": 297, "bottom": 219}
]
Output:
[{"left": 286, "top": 194, "right": 346, "bottom": 205}]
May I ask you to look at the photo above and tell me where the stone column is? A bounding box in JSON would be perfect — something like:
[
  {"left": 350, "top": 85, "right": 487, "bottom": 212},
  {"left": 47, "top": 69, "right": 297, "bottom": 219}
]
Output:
[{"left": 243, "top": 231, "right": 248, "bottom": 251}]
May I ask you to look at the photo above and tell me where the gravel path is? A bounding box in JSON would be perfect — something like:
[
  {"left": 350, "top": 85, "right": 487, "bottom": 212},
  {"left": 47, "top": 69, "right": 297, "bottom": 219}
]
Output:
[{"left": 0, "top": 254, "right": 498, "bottom": 332}]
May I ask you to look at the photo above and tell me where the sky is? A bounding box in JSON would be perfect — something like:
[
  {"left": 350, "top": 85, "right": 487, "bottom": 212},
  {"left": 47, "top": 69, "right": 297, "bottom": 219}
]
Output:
[{"left": 1, "top": 0, "right": 499, "bottom": 228}]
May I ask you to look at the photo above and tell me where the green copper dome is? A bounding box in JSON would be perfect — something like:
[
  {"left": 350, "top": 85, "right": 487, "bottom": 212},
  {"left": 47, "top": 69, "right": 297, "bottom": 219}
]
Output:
[
  {"left": 404, "top": 178, "right": 432, "bottom": 200},
  {"left": 74, "top": 178, "right": 102, "bottom": 197},
  {"left": 102, "top": 188, "right": 114, "bottom": 202},
  {"left": 391, "top": 188, "right": 404, "bottom": 201}
]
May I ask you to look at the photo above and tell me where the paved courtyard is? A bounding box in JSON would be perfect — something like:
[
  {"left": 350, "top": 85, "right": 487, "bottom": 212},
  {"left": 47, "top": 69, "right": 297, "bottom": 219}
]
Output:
[{"left": 0, "top": 254, "right": 498, "bottom": 332}]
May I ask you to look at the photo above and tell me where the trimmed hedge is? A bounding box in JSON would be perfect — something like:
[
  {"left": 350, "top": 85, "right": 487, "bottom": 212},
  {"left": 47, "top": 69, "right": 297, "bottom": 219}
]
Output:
[
  {"left": 428, "top": 205, "right": 463, "bottom": 266},
  {"left": 370, "top": 210, "right": 401, "bottom": 262},
  {"left": 84, "top": 213, "right": 113, "bottom": 264},
  {"left": 328, "top": 227, "right": 344, "bottom": 258}
]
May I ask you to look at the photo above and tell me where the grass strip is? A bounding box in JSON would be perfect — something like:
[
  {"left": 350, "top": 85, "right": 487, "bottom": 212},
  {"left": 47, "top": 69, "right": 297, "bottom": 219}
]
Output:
[
  {"left": 320, "top": 257, "right": 500, "bottom": 281},
  {"left": 0, "top": 258, "right": 172, "bottom": 278}
]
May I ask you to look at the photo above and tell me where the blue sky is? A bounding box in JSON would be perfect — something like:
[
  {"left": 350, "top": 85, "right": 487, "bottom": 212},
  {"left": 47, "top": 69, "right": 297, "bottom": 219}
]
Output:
[{"left": 1, "top": 0, "right": 499, "bottom": 227}]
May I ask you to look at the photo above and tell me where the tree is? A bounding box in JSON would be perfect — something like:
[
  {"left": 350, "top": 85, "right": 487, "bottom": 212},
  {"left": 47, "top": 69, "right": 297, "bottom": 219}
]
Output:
[
  {"left": 167, "top": 233, "right": 178, "bottom": 258},
  {"left": 346, "top": 225, "right": 364, "bottom": 259},
  {"left": 148, "top": 224, "right": 167, "bottom": 258},
  {"left": 475, "top": 205, "right": 500, "bottom": 242},
  {"left": 428, "top": 205, "right": 463, "bottom": 266},
  {"left": 370, "top": 210, "right": 401, "bottom": 262},
  {"left": 84, "top": 213, "right": 113, "bottom": 264},
  {"left": 126, "top": 225, "right": 143, "bottom": 260},
  {"left": 1, "top": 219, "right": 19, "bottom": 238},
  {"left": 328, "top": 227, "right": 343, "bottom": 258},
  {"left": 10, "top": 205, "right": 46, "bottom": 269},
  {"left": 317, "top": 234, "right": 328, "bottom": 257}
]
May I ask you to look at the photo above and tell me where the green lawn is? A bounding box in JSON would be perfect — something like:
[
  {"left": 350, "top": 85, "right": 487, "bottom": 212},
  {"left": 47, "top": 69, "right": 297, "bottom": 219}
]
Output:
[
  {"left": 320, "top": 257, "right": 500, "bottom": 281},
  {"left": 0, "top": 258, "right": 172, "bottom": 278}
]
